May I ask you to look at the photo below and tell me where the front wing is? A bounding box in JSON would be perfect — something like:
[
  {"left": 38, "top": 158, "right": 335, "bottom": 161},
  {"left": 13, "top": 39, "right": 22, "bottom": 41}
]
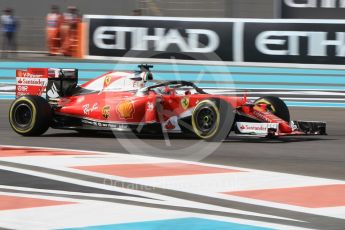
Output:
[{"left": 235, "top": 121, "right": 327, "bottom": 137}]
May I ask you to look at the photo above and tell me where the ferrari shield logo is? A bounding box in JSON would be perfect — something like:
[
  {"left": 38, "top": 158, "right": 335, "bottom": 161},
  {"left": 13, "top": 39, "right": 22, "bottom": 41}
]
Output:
[
  {"left": 181, "top": 97, "right": 189, "bottom": 110},
  {"left": 102, "top": 105, "right": 111, "bottom": 119},
  {"left": 116, "top": 100, "right": 135, "bottom": 119},
  {"left": 104, "top": 75, "right": 112, "bottom": 87}
]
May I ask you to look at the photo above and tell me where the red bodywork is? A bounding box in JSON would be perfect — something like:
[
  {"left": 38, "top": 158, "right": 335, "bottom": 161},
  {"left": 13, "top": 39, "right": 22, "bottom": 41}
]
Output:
[
  {"left": 54, "top": 91, "right": 294, "bottom": 133},
  {"left": 15, "top": 67, "right": 324, "bottom": 136}
]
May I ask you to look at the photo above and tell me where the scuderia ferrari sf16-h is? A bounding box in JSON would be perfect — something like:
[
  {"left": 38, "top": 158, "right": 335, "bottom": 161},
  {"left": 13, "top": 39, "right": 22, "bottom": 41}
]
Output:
[{"left": 9, "top": 65, "right": 326, "bottom": 141}]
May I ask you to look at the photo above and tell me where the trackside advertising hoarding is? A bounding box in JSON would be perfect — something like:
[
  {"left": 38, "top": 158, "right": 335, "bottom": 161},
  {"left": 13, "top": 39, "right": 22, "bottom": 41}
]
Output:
[
  {"left": 281, "top": 0, "right": 345, "bottom": 19},
  {"left": 84, "top": 15, "right": 345, "bottom": 65},
  {"left": 244, "top": 22, "right": 345, "bottom": 65},
  {"left": 86, "top": 16, "right": 234, "bottom": 61}
]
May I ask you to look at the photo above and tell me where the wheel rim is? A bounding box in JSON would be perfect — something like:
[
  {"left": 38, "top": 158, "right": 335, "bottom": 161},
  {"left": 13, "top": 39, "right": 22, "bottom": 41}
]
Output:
[
  {"left": 195, "top": 106, "right": 217, "bottom": 136},
  {"left": 13, "top": 103, "right": 33, "bottom": 128},
  {"left": 255, "top": 100, "right": 275, "bottom": 113}
]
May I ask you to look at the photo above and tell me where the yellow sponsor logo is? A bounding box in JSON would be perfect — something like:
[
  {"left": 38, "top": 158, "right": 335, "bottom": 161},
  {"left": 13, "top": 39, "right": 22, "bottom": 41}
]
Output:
[
  {"left": 102, "top": 105, "right": 111, "bottom": 119},
  {"left": 116, "top": 100, "right": 134, "bottom": 119}
]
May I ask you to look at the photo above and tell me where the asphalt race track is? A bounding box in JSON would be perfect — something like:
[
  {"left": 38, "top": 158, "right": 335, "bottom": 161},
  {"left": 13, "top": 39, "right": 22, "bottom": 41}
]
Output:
[
  {"left": 1, "top": 100, "right": 344, "bottom": 180},
  {"left": 1, "top": 99, "right": 345, "bottom": 229}
]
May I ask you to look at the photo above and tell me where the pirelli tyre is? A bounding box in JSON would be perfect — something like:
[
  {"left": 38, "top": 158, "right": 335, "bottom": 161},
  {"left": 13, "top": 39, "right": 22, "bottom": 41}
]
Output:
[
  {"left": 254, "top": 96, "right": 290, "bottom": 122},
  {"left": 192, "top": 99, "right": 234, "bottom": 142},
  {"left": 9, "top": 96, "right": 52, "bottom": 136}
]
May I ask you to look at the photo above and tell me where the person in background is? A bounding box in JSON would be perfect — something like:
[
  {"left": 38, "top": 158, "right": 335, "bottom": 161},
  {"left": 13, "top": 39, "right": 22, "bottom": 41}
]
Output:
[
  {"left": 46, "top": 5, "right": 63, "bottom": 55},
  {"left": 61, "top": 6, "right": 81, "bottom": 56},
  {"left": 1, "top": 8, "right": 18, "bottom": 58}
]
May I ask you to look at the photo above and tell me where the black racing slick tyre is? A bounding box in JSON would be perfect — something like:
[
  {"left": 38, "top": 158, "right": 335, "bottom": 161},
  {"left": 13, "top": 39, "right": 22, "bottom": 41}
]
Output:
[
  {"left": 254, "top": 96, "right": 290, "bottom": 122},
  {"left": 192, "top": 99, "right": 235, "bottom": 142},
  {"left": 9, "top": 96, "right": 52, "bottom": 136}
]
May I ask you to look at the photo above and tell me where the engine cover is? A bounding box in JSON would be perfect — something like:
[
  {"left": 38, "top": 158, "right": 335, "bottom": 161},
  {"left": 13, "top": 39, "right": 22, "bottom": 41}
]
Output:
[{"left": 46, "top": 68, "right": 78, "bottom": 100}]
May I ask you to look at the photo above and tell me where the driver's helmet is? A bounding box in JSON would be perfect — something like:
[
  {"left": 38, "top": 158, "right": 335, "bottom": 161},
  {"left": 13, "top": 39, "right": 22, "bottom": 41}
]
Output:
[
  {"left": 138, "top": 64, "right": 153, "bottom": 83},
  {"left": 141, "top": 71, "right": 153, "bottom": 82}
]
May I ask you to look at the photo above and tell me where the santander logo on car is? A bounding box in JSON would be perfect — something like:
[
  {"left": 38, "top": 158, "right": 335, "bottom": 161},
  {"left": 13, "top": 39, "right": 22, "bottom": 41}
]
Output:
[
  {"left": 237, "top": 122, "right": 280, "bottom": 135},
  {"left": 240, "top": 124, "right": 267, "bottom": 131}
]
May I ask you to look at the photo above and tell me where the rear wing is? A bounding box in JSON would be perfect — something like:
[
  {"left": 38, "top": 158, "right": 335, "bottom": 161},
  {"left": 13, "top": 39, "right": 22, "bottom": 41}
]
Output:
[
  {"left": 16, "top": 68, "right": 78, "bottom": 99},
  {"left": 16, "top": 68, "right": 49, "bottom": 97}
]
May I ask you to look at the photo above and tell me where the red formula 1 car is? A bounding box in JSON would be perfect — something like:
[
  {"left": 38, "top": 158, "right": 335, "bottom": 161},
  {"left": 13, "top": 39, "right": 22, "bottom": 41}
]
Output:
[{"left": 9, "top": 65, "right": 326, "bottom": 141}]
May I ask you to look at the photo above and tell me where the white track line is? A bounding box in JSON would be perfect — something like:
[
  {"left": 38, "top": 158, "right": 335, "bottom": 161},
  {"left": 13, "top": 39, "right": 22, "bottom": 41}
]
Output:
[{"left": 1, "top": 145, "right": 345, "bottom": 220}]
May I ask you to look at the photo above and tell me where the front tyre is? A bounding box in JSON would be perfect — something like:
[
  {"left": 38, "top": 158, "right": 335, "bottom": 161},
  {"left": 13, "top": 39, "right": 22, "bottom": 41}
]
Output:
[
  {"left": 9, "top": 96, "right": 52, "bottom": 136},
  {"left": 254, "top": 96, "right": 290, "bottom": 122},
  {"left": 192, "top": 99, "right": 234, "bottom": 142}
]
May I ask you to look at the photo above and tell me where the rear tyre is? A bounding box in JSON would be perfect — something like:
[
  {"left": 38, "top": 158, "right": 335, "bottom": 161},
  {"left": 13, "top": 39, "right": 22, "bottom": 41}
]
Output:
[
  {"left": 191, "top": 99, "right": 234, "bottom": 142},
  {"left": 9, "top": 96, "right": 52, "bottom": 136},
  {"left": 254, "top": 96, "right": 290, "bottom": 122}
]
